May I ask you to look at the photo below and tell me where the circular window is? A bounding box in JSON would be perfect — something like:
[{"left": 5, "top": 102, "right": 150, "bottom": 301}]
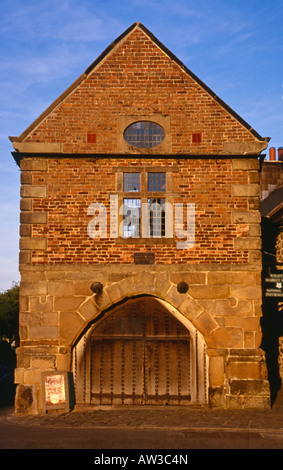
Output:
[{"left": 124, "top": 121, "right": 165, "bottom": 149}]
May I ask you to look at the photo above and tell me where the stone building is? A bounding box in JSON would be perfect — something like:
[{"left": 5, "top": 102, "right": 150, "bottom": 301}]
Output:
[{"left": 10, "top": 23, "right": 271, "bottom": 414}]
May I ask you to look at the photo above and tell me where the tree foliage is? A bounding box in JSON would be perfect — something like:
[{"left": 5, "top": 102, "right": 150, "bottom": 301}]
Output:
[{"left": 0, "top": 283, "right": 19, "bottom": 345}]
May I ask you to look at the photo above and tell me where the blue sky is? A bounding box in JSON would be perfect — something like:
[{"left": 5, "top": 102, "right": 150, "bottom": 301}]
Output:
[{"left": 0, "top": 0, "right": 282, "bottom": 291}]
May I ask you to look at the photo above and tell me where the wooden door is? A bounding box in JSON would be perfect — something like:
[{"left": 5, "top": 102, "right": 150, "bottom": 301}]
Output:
[
  {"left": 89, "top": 297, "right": 192, "bottom": 405},
  {"left": 145, "top": 339, "right": 191, "bottom": 405}
]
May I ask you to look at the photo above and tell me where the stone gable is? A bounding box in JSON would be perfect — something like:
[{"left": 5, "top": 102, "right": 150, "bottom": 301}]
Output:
[{"left": 11, "top": 23, "right": 268, "bottom": 156}]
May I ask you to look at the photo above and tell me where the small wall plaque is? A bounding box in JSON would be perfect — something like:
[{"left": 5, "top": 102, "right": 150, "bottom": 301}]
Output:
[
  {"left": 134, "top": 252, "right": 155, "bottom": 265},
  {"left": 42, "top": 371, "right": 70, "bottom": 413},
  {"left": 263, "top": 269, "right": 283, "bottom": 298}
]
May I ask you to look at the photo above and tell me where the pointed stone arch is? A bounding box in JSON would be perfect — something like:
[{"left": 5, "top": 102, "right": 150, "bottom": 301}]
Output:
[
  {"left": 62, "top": 272, "right": 220, "bottom": 349},
  {"left": 72, "top": 293, "right": 209, "bottom": 406}
]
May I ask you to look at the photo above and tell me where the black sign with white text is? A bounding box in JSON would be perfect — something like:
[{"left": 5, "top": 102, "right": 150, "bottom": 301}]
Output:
[{"left": 263, "top": 269, "right": 283, "bottom": 298}]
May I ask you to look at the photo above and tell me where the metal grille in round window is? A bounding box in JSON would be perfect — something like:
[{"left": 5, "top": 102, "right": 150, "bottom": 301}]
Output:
[{"left": 124, "top": 121, "right": 165, "bottom": 149}]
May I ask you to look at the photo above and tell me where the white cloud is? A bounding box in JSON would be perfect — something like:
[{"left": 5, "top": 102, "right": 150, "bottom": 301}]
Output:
[{"left": 1, "top": 0, "right": 122, "bottom": 44}]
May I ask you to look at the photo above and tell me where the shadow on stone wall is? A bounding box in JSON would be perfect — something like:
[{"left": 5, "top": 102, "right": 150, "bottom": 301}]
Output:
[
  {"left": 0, "top": 341, "right": 16, "bottom": 408},
  {"left": 261, "top": 218, "right": 282, "bottom": 406},
  {"left": 261, "top": 299, "right": 283, "bottom": 405}
]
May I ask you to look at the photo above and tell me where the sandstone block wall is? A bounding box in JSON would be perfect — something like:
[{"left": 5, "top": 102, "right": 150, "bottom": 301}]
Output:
[{"left": 16, "top": 264, "right": 269, "bottom": 412}]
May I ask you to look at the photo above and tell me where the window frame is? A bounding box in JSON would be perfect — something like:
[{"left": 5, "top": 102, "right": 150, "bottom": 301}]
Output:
[
  {"left": 112, "top": 167, "right": 178, "bottom": 243},
  {"left": 117, "top": 115, "right": 172, "bottom": 154},
  {"left": 123, "top": 121, "right": 165, "bottom": 149}
]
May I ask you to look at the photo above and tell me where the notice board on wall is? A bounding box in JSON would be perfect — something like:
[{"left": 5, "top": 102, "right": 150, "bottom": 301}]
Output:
[
  {"left": 42, "top": 371, "right": 70, "bottom": 413},
  {"left": 263, "top": 268, "right": 283, "bottom": 299}
]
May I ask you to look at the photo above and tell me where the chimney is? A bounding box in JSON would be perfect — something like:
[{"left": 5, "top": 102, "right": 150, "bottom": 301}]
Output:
[
  {"left": 269, "top": 147, "right": 276, "bottom": 160},
  {"left": 278, "top": 148, "right": 283, "bottom": 161}
]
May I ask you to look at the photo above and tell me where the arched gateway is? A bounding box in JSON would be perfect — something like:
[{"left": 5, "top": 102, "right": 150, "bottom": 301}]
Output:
[{"left": 72, "top": 296, "right": 208, "bottom": 406}]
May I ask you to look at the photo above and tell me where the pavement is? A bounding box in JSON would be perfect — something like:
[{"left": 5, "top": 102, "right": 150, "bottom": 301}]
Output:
[
  {"left": 2, "top": 391, "right": 283, "bottom": 450},
  {"left": 2, "top": 390, "right": 283, "bottom": 433}
]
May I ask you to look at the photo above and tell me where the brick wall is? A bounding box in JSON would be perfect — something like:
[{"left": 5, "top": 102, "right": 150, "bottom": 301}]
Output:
[{"left": 19, "top": 157, "right": 261, "bottom": 266}]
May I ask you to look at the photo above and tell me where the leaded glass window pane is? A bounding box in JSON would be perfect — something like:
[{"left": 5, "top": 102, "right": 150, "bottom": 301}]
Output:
[
  {"left": 148, "top": 198, "right": 166, "bottom": 237},
  {"left": 123, "top": 198, "right": 141, "bottom": 238},
  {"left": 148, "top": 172, "right": 166, "bottom": 192},
  {"left": 123, "top": 173, "right": 140, "bottom": 192}
]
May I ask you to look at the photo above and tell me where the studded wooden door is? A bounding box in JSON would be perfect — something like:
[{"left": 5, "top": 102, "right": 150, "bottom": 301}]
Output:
[{"left": 89, "top": 298, "right": 192, "bottom": 405}]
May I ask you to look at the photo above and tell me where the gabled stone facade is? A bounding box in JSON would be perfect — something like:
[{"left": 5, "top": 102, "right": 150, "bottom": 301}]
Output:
[{"left": 10, "top": 23, "right": 270, "bottom": 414}]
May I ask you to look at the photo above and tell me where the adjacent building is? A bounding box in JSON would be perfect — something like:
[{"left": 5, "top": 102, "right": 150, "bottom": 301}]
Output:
[{"left": 260, "top": 148, "right": 283, "bottom": 403}]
